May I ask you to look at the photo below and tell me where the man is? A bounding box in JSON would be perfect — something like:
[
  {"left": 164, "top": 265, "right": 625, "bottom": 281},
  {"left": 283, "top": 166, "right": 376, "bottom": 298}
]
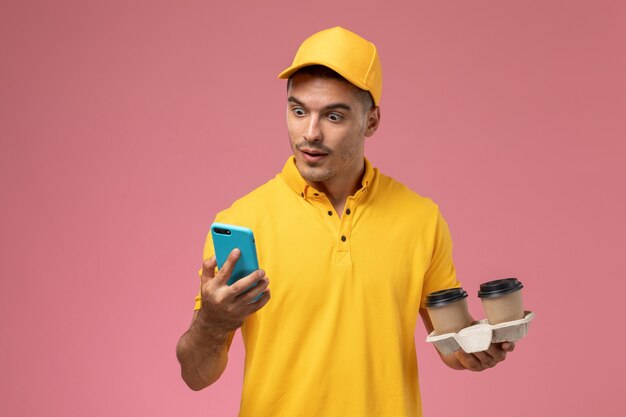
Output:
[{"left": 176, "top": 26, "right": 515, "bottom": 417}]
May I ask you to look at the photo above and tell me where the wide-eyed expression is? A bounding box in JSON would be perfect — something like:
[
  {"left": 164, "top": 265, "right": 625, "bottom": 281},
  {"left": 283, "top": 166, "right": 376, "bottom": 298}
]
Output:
[{"left": 286, "top": 73, "right": 379, "bottom": 190}]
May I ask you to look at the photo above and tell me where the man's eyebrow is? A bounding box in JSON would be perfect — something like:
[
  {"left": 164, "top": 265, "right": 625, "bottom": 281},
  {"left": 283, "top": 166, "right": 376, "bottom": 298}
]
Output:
[
  {"left": 288, "top": 96, "right": 352, "bottom": 112},
  {"left": 287, "top": 96, "right": 304, "bottom": 106}
]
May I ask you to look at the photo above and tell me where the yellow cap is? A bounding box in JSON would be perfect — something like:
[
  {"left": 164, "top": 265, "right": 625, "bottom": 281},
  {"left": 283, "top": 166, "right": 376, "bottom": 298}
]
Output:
[{"left": 278, "top": 26, "right": 382, "bottom": 106}]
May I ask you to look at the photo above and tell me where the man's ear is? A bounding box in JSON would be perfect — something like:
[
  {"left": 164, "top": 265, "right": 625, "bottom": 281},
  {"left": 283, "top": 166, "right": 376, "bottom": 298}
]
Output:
[{"left": 364, "top": 107, "right": 381, "bottom": 137}]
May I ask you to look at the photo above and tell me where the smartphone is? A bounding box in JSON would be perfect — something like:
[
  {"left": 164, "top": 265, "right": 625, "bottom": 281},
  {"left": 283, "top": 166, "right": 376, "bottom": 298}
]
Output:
[{"left": 211, "top": 223, "right": 260, "bottom": 286}]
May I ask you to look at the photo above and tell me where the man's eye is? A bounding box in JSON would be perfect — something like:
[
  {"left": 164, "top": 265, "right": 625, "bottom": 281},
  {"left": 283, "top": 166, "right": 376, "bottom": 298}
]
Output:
[
  {"left": 327, "top": 113, "right": 343, "bottom": 122},
  {"left": 293, "top": 108, "right": 306, "bottom": 116}
]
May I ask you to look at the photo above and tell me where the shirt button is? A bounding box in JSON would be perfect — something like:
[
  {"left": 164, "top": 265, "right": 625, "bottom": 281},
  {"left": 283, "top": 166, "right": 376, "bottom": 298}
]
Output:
[
  {"left": 300, "top": 192, "right": 304, "bottom": 197},
  {"left": 341, "top": 235, "right": 347, "bottom": 242},
  {"left": 346, "top": 208, "right": 351, "bottom": 215},
  {"left": 328, "top": 211, "right": 333, "bottom": 216}
]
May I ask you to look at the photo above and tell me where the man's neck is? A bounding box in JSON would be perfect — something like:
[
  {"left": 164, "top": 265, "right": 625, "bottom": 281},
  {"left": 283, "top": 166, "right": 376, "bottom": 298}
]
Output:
[{"left": 308, "top": 163, "right": 364, "bottom": 217}]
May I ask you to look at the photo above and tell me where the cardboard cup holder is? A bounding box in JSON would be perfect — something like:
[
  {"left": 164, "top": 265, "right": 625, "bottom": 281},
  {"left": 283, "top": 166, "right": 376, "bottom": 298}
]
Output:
[{"left": 426, "top": 311, "right": 535, "bottom": 355}]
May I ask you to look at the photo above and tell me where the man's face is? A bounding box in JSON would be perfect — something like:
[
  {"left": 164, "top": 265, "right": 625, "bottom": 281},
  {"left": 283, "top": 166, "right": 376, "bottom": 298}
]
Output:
[{"left": 286, "top": 73, "right": 378, "bottom": 188}]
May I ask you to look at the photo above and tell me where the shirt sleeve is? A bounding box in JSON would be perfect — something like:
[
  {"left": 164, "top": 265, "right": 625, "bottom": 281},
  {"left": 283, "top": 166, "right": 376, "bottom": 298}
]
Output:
[{"left": 419, "top": 209, "right": 461, "bottom": 309}]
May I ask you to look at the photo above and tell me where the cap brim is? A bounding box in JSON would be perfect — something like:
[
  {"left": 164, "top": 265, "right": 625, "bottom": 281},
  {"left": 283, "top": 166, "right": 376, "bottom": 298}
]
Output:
[
  {"left": 277, "top": 65, "right": 301, "bottom": 80},
  {"left": 277, "top": 61, "right": 369, "bottom": 92}
]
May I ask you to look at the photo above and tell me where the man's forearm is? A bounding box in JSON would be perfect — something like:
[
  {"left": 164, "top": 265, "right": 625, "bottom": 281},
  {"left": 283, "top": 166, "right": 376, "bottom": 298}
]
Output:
[{"left": 176, "top": 311, "right": 232, "bottom": 390}]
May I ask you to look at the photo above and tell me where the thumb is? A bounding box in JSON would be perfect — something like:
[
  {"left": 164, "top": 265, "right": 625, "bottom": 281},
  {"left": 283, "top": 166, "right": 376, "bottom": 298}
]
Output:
[{"left": 215, "top": 248, "right": 241, "bottom": 285}]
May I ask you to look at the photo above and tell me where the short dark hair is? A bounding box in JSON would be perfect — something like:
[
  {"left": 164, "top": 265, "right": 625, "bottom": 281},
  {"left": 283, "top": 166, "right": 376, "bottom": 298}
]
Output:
[{"left": 287, "top": 65, "right": 374, "bottom": 112}]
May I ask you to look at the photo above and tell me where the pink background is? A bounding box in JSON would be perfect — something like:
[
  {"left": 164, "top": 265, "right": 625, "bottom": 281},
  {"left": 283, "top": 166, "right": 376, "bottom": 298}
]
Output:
[{"left": 1, "top": 1, "right": 625, "bottom": 416}]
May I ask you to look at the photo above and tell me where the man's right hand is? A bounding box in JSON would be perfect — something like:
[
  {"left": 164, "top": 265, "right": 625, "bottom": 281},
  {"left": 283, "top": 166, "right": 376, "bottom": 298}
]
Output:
[
  {"left": 176, "top": 249, "right": 270, "bottom": 390},
  {"left": 198, "top": 249, "right": 271, "bottom": 332}
]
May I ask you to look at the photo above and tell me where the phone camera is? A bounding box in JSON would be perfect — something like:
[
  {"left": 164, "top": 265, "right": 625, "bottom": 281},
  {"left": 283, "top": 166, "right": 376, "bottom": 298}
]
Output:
[{"left": 215, "top": 228, "right": 231, "bottom": 235}]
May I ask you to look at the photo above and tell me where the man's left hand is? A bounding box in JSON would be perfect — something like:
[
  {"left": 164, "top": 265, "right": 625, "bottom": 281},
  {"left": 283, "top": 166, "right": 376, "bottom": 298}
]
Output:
[{"left": 453, "top": 342, "right": 515, "bottom": 371}]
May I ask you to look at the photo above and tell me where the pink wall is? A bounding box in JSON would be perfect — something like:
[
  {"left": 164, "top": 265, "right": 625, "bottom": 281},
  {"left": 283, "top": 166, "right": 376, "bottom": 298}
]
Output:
[{"left": 1, "top": 1, "right": 625, "bottom": 416}]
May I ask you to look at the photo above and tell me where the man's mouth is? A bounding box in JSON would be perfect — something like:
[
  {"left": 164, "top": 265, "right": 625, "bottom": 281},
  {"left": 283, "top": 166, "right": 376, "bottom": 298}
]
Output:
[
  {"left": 299, "top": 148, "right": 329, "bottom": 163},
  {"left": 301, "top": 149, "right": 327, "bottom": 156}
]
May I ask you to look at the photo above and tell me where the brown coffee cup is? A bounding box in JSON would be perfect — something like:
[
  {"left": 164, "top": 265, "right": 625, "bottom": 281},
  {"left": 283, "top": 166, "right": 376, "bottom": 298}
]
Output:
[
  {"left": 478, "top": 278, "right": 524, "bottom": 324},
  {"left": 426, "top": 288, "right": 473, "bottom": 334}
]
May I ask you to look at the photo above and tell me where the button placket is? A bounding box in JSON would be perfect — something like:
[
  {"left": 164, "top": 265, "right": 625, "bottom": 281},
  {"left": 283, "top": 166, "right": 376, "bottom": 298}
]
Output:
[{"left": 337, "top": 197, "right": 355, "bottom": 249}]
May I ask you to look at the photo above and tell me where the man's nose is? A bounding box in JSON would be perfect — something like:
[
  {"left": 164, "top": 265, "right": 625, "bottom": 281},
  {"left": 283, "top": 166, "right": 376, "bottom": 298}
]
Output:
[{"left": 303, "top": 115, "right": 322, "bottom": 142}]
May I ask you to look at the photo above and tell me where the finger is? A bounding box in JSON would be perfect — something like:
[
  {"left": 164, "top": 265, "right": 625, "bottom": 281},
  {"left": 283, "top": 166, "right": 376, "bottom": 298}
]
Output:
[
  {"left": 229, "top": 269, "right": 266, "bottom": 297},
  {"left": 201, "top": 257, "right": 217, "bottom": 284},
  {"left": 243, "top": 288, "right": 271, "bottom": 314},
  {"left": 454, "top": 350, "right": 483, "bottom": 372},
  {"left": 215, "top": 249, "right": 241, "bottom": 285},
  {"left": 238, "top": 277, "right": 270, "bottom": 304},
  {"left": 484, "top": 343, "right": 504, "bottom": 358},
  {"left": 501, "top": 341, "right": 516, "bottom": 352},
  {"left": 487, "top": 343, "right": 511, "bottom": 364},
  {"left": 472, "top": 350, "right": 498, "bottom": 368}
]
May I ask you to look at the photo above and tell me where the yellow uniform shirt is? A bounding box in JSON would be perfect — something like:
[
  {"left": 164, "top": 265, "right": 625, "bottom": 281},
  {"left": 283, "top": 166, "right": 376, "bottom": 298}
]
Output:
[{"left": 195, "top": 157, "right": 460, "bottom": 417}]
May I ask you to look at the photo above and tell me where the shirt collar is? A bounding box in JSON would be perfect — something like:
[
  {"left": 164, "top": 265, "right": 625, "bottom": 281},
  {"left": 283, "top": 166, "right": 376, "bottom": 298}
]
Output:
[{"left": 280, "top": 156, "right": 375, "bottom": 200}]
